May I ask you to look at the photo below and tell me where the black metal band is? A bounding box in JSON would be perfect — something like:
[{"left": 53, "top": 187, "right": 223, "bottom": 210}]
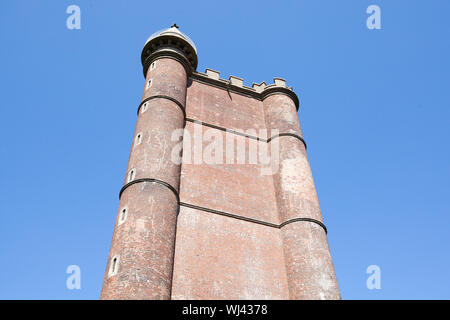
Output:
[
  {"left": 179, "top": 201, "right": 279, "bottom": 228},
  {"left": 185, "top": 118, "right": 307, "bottom": 150},
  {"left": 279, "top": 217, "right": 327, "bottom": 233},
  {"left": 137, "top": 95, "right": 186, "bottom": 120},
  {"left": 117, "top": 183, "right": 327, "bottom": 233},
  {"left": 142, "top": 50, "right": 194, "bottom": 78},
  {"left": 185, "top": 118, "right": 264, "bottom": 142},
  {"left": 260, "top": 88, "right": 300, "bottom": 111},
  {"left": 179, "top": 202, "right": 327, "bottom": 234},
  {"left": 267, "top": 133, "right": 307, "bottom": 150},
  {"left": 119, "top": 178, "right": 180, "bottom": 203}
]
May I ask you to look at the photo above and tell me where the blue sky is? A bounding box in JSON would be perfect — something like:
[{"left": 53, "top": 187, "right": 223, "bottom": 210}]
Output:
[{"left": 0, "top": 0, "right": 449, "bottom": 299}]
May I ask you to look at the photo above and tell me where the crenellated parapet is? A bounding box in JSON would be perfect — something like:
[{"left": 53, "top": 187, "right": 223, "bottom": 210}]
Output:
[{"left": 191, "top": 68, "right": 300, "bottom": 110}]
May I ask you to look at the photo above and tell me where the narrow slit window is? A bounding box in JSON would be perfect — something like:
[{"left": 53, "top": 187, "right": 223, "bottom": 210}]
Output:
[
  {"left": 135, "top": 133, "right": 142, "bottom": 146},
  {"left": 108, "top": 255, "right": 120, "bottom": 277},
  {"left": 118, "top": 207, "right": 128, "bottom": 225},
  {"left": 112, "top": 258, "right": 117, "bottom": 272},
  {"left": 127, "top": 169, "right": 136, "bottom": 183},
  {"left": 141, "top": 102, "right": 148, "bottom": 113},
  {"left": 150, "top": 62, "right": 156, "bottom": 70},
  {"left": 146, "top": 79, "right": 152, "bottom": 89}
]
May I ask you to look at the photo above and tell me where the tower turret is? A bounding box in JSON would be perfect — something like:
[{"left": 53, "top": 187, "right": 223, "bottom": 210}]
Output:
[
  {"left": 262, "top": 80, "right": 341, "bottom": 299},
  {"left": 101, "top": 25, "right": 195, "bottom": 299}
]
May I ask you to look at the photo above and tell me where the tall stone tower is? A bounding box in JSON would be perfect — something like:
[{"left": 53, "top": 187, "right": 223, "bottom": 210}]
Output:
[{"left": 100, "top": 25, "right": 340, "bottom": 300}]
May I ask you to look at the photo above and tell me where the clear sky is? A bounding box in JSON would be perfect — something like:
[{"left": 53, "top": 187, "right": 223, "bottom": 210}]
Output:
[{"left": 0, "top": 0, "right": 449, "bottom": 300}]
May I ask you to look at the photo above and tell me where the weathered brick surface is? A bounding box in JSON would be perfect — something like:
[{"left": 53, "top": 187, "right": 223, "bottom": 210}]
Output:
[
  {"left": 263, "top": 92, "right": 340, "bottom": 299},
  {"left": 272, "top": 138, "right": 323, "bottom": 222},
  {"left": 186, "top": 80, "right": 266, "bottom": 136},
  {"left": 171, "top": 206, "right": 289, "bottom": 299},
  {"left": 262, "top": 94, "right": 303, "bottom": 137},
  {"left": 142, "top": 58, "right": 187, "bottom": 106},
  {"left": 281, "top": 222, "right": 341, "bottom": 300},
  {"left": 128, "top": 97, "right": 184, "bottom": 189},
  {"left": 100, "top": 183, "right": 178, "bottom": 299},
  {"left": 179, "top": 121, "right": 279, "bottom": 224}
]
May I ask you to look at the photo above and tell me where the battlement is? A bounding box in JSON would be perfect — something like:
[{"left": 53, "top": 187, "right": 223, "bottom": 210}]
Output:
[
  {"left": 195, "top": 68, "right": 293, "bottom": 92},
  {"left": 191, "top": 68, "right": 298, "bottom": 109}
]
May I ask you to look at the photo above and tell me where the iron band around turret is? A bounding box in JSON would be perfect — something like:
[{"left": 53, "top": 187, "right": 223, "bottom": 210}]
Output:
[
  {"left": 178, "top": 202, "right": 327, "bottom": 233},
  {"left": 118, "top": 180, "right": 327, "bottom": 233},
  {"left": 185, "top": 117, "right": 307, "bottom": 149},
  {"left": 137, "top": 95, "right": 186, "bottom": 119},
  {"left": 267, "top": 133, "right": 307, "bottom": 150},
  {"left": 119, "top": 178, "right": 180, "bottom": 203}
]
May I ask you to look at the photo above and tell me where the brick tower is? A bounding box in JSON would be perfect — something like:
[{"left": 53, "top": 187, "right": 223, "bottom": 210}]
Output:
[{"left": 100, "top": 25, "right": 340, "bottom": 300}]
